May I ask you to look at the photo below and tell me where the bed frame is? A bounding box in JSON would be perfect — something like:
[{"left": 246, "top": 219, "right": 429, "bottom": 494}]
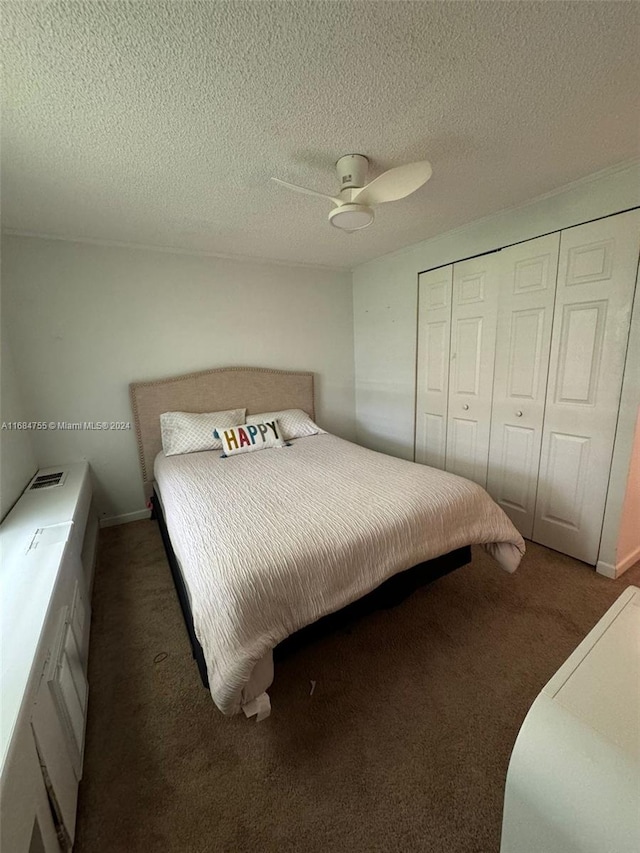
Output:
[{"left": 130, "top": 366, "right": 472, "bottom": 690}]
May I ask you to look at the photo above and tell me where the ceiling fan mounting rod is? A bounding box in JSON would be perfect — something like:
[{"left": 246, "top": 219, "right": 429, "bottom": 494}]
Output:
[{"left": 336, "top": 154, "right": 369, "bottom": 191}]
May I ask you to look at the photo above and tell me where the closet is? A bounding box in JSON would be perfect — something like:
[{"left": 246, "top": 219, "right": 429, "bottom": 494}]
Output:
[{"left": 415, "top": 208, "right": 640, "bottom": 565}]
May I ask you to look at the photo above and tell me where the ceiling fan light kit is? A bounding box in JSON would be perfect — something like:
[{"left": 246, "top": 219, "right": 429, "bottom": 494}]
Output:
[
  {"left": 328, "top": 203, "right": 375, "bottom": 231},
  {"left": 272, "top": 153, "right": 432, "bottom": 233}
]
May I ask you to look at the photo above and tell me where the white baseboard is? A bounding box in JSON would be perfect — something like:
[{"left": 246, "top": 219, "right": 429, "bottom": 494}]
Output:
[
  {"left": 596, "top": 560, "right": 616, "bottom": 579},
  {"left": 100, "top": 509, "right": 151, "bottom": 528},
  {"left": 616, "top": 545, "right": 640, "bottom": 576},
  {"left": 596, "top": 544, "right": 640, "bottom": 579}
]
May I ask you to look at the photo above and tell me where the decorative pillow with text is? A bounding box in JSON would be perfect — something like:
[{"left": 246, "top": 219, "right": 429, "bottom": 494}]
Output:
[{"left": 215, "top": 420, "right": 288, "bottom": 457}]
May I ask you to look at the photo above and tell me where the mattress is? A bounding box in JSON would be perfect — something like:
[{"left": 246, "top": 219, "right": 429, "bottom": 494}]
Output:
[{"left": 154, "top": 433, "right": 525, "bottom": 714}]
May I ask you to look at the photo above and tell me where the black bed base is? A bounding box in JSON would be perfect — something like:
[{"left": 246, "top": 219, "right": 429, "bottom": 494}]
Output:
[
  {"left": 152, "top": 490, "right": 212, "bottom": 688},
  {"left": 151, "top": 490, "right": 471, "bottom": 690}
]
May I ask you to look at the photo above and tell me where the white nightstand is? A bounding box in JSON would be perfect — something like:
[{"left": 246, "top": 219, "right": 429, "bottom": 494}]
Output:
[{"left": 501, "top": 585, "right": 640, "bottom": 853}]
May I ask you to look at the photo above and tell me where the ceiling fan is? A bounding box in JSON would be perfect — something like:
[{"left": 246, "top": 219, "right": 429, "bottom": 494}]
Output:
[{"left": 271, "top": 154, "right": 432, "bottom": 232}]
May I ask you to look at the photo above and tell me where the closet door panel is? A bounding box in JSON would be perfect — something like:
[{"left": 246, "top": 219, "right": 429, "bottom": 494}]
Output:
[
  {"left": 448, "top": 416, "right": 480, "bottom": 482},
  {"left": 533, "top": 210, "right": 640, "bottom": 563},
  {"left": 541, "top": 432, "right": 591, "bottom": 528},
  {"left": 487, "top": 234, "right": 560, "bottom": 537},
  {"left": 446, "top": 255, "right": 499, "bottom": 487},
  {"left": 415, "top": 266, "right": 453, "bottom": 468},
  {"left": 454, "top": 317, "right": 483, "bottom": 394},
  {"left": 496, "top": 425, "right": 535, "bottom": 512}
]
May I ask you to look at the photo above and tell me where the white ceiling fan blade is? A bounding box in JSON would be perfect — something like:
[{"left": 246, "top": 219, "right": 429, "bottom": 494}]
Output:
[
  {"left": 353, "top": 160, "right": 432, "bottom": 206},
  {"left": 271, "top": 177, "right": 341, "bottom": 207}
]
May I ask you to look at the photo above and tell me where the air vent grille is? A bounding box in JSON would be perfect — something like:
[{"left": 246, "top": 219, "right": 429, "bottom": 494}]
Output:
[{"left": 29, "top": 472, "right": 67, "bottom": 490}]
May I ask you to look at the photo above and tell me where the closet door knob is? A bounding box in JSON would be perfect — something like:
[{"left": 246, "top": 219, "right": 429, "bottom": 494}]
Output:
[
  {"left": 462, "top": 404, "right": 469, "bottom": 411},
  {"left": 515, "top": 410, "right": 523, "bottom": 417}
]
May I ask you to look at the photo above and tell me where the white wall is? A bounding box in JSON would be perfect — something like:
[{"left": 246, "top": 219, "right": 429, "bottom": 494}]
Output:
[
  {"left": 2, "top": 237, "right": 354, "bottom": 522},
  {"left": 0, "top": 330, "right": 38, "bottom": 520},
  {"left": 597, "top": 260, "right": 640, "bottom": 577},
  {"left": 617, "top": 411, "right": 640, "bottom": 568},
  {"left": 353, "top": 160, "right": 640, "bottom": 460}
]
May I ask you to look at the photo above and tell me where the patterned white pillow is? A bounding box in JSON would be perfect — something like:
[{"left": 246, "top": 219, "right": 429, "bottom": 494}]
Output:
[
  {"left": 216, "top": 420, "right": 287, "bottom": 457},
  {"left": 245, "top": 409, "right": 325, "bottom": 441},
  {"left": 160, "top": 409, "right": 246, "bottom": 456}
]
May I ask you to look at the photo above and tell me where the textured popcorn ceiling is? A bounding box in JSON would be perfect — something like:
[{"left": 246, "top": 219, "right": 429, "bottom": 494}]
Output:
[{"left": 2, "top": 1, "right": 639, "bottom": 269}]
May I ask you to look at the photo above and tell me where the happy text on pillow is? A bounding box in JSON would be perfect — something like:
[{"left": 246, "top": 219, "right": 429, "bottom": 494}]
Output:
[{"left": 216, "top": 420, "right": 281, "bottom": 450}]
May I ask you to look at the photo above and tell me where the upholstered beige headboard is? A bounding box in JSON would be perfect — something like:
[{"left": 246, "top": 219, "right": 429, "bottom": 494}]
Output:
[{"left": 130, "top": 366, "right": 315, "bottom": 498}]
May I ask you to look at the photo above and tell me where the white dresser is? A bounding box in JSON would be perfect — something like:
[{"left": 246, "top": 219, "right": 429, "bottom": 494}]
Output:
[
  {"left": 1, "top": 463, "right": 98, "bottom": 852},
  {"left": 501, "top": 585, "right": 640, "bottom": 853}
]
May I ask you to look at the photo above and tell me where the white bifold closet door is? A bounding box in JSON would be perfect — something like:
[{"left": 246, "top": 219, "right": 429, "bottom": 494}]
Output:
[
  {"left": 486, "top": 234, "right": 560, "bottom": 538},
  {"left": 532, "top": 209, "right": 640, "bottom": 564},
  {"left": 415, "top": 265, "right": 453, "bottom": 468},
  {"left": 445, "top": 253, "right": 500, "bottom": 487}
]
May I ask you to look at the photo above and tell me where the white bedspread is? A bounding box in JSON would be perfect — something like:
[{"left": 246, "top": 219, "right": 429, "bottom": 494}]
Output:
[{"left": 154, "top": 434, "right": 525, "bottom": 715}]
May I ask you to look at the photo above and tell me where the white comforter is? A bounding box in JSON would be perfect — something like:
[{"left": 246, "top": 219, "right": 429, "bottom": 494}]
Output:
[{"left": 154, "top": 434, "right": 525, "bottom": 715}]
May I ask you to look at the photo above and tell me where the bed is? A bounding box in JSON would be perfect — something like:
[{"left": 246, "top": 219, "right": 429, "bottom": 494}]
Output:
[{"left": 130, "top": 366, "right": 525, "bottom": 719}]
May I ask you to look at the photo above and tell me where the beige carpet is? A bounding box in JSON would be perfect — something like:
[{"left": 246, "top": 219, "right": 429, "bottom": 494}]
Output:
[{"left": 75, "top": 521, "right": 640, "bottom": 853}]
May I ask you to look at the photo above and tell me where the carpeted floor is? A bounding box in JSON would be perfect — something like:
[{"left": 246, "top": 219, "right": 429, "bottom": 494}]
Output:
[{"left": 75, "top": 520, "right": 640, "bottom": 853}]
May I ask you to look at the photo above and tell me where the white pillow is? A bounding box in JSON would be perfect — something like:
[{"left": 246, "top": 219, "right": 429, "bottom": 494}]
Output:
[
  {"left": 217, "top": 420, "right": 287, "bottom": 457},
  {"left": 245, "top": 409, "right": 325, "bottom": 441},
  {"left": 160, "top": 408, "right": 246, "bottom": 456}
]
